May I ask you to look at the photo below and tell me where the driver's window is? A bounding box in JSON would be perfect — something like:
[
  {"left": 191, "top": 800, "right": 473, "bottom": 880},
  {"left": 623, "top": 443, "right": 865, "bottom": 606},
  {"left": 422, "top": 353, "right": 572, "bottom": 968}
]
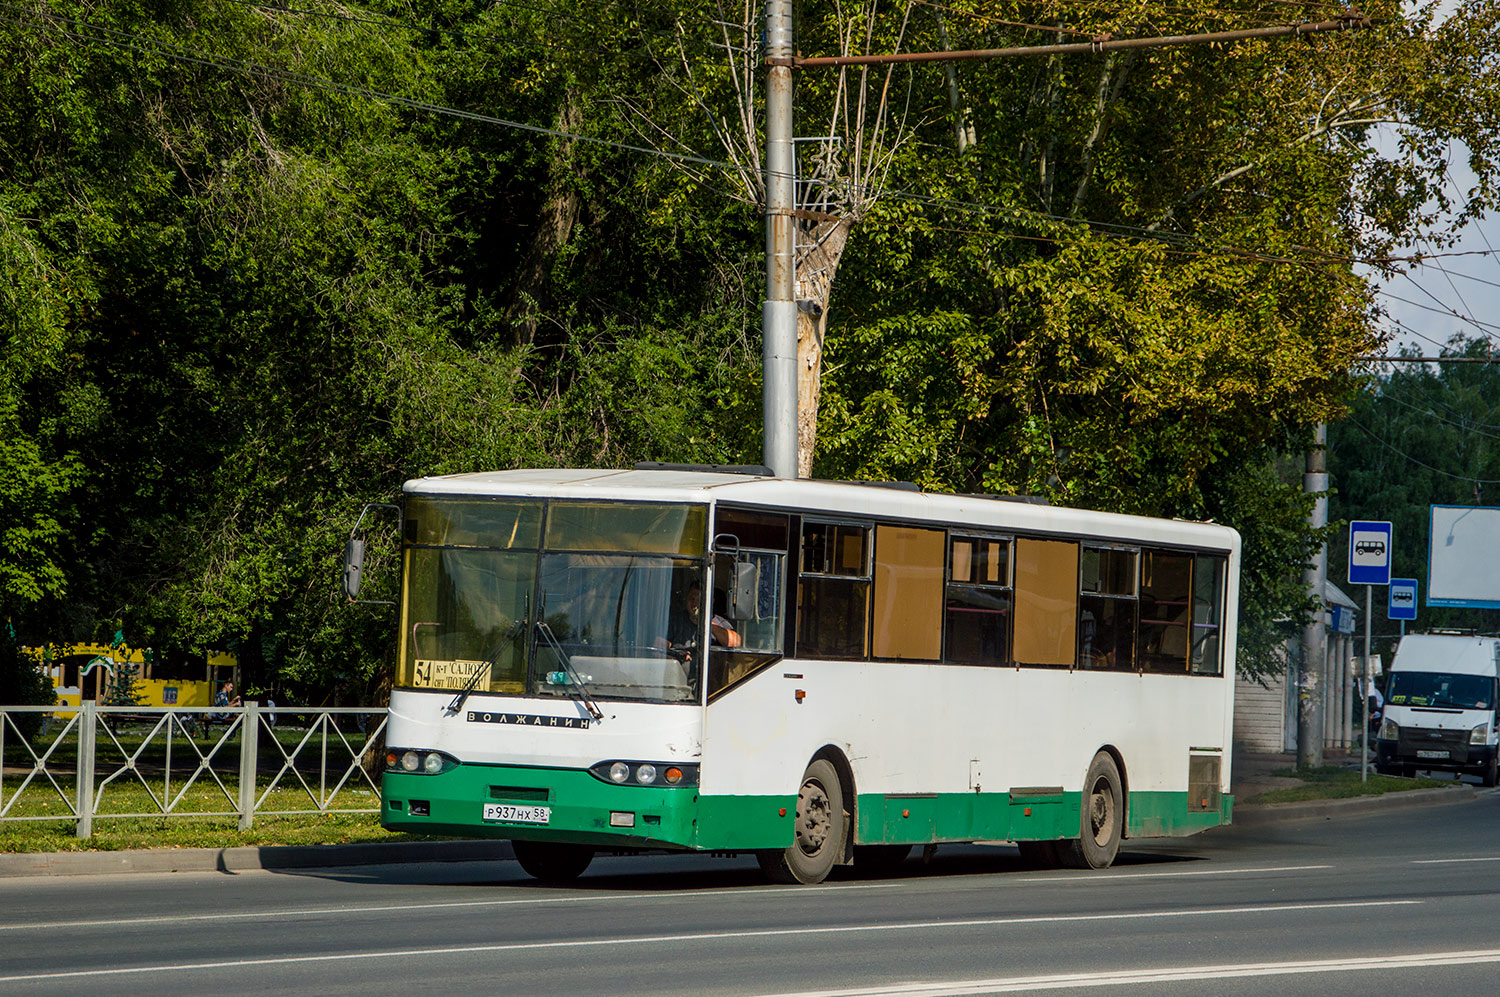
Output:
[{"left": 708, "top": 508, "right": 789, "bottom": 696}]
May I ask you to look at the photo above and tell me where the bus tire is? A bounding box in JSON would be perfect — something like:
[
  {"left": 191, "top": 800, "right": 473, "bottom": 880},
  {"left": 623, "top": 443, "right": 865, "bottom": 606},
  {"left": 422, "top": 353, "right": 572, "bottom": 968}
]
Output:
[
  {"left": 854, "top": 844, "right": 911, "bottom": 874},
  {"left": 758, "top": 759, "right": 845, "bottom": 885},
  {"left": 512, "top": 840, "right": 594, "bottom": 882},
  {"left": 1059, "top": 752, "right": 1123, "bottom": 870},
  {"left": 1016, "top": 840, "right": 1062, "bottom": 868}
]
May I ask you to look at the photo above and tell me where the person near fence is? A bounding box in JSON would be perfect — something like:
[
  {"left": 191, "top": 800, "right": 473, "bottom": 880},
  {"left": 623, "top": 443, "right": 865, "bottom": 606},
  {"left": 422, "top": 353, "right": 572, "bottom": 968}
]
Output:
[{"left": 209, "top": 679, "right": 240, "bottom": 723}]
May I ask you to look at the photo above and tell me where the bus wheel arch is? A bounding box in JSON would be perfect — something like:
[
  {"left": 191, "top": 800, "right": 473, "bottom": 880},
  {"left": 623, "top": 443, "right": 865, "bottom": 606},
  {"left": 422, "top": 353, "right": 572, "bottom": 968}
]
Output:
[
  {"left": 1099, "top": 744, "right": 1129, "bottom": 838},
  {"left": 756, "top": 748, "right": 852, "bottom": 885},
  {"left": 813, "top": 746, "right": 857, "bottom": 866},
  {"left": 1059, "top": 749, "right": 1125, "bottom": 870}
]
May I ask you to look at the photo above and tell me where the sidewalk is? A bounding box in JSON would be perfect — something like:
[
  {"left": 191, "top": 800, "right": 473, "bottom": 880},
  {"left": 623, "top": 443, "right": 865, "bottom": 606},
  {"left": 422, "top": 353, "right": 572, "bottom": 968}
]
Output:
[
  {"left": 0, "top": 838, "right": 516, "bottom": 879},
  {"left": 1231, "top": 746, "right": 1478, "bottom": 825}
]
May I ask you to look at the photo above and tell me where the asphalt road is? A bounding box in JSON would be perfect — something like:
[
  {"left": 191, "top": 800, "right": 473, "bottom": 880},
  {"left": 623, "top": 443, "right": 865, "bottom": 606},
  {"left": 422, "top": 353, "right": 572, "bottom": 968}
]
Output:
[{"left": 3, "top": 792, "right": 1499, "bottom": 995}]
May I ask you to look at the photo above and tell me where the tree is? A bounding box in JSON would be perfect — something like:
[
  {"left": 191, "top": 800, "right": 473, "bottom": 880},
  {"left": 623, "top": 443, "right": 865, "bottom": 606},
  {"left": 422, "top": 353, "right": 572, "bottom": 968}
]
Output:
[{"left": 1328, "top": 336, "right": 1500, "bottom": 644}]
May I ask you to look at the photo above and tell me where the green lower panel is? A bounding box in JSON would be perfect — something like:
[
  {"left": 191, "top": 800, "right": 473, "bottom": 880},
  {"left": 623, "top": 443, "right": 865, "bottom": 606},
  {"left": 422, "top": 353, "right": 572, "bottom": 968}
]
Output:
[
  {"left": 383, "top": 765, "right": 701, "bottom": 850},
  {"left": 696, "top": 793, "right": 798, "bottom": 850},
  {"left": 855, "top": 789, "right": 1233, "bottom": 845},
  {"left": 384, "top": 764, "right": 1232, "bottom": 852},
  {"left": 1126, "top": 791, "right": 1234, "bottom": 838}
]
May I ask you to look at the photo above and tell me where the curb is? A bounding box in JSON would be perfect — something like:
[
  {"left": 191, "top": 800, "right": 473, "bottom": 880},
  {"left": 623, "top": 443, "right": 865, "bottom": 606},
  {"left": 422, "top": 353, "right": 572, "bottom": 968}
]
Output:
[
  {"left": 0, "top": 839, "right": 516, "bottom": 879},
  {"left": 1232, "top": 784, "right": 1477, "bottom": 825}
]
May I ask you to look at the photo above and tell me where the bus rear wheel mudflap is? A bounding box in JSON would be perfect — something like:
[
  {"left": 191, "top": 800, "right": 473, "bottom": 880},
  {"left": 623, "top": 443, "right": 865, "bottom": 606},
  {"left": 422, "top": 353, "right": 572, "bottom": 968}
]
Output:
[
  {"left": 512, "top": 840, "right": 595, "bottom": 882},
  {"left": 757, "top": 758, "right": 847, "bottom": 885},
  {"left": 1016, "top": 840, "right": 1064, "bottom": 869},
  {"left": 1059, "top": 752, "right": 1124, "bottom": 870}
]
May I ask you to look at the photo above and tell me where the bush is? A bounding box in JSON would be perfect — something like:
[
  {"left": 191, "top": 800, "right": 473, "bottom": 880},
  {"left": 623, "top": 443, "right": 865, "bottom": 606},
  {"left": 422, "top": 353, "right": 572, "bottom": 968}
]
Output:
[{"left": 0, "top": 628, "right": 55, "bottom": 740}]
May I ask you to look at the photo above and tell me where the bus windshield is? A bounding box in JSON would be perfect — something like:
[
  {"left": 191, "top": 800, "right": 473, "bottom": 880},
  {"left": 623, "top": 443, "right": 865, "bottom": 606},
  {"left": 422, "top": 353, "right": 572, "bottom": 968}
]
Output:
[
  {"left": 1387, "top": 671, "right": 1496, "bottom": 710},
  {"left": 397, "top": 496, "right": 707, "bottom": 704}
]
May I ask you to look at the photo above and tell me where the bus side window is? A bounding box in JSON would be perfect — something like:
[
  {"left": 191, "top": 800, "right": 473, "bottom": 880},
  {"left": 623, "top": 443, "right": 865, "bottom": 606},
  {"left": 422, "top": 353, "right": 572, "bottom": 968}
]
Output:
[
  {"left": 1189, "top": 554, "right": 1226, "bottom": 675},
  {"left": 872, "top": 525, "right": 945, "bottom": 661},
  {"left": 796, "top": 521, "right": 871, "bottom": 659},
  {"left": 1139, "top": 550, "right": 1193, "bottom": 673},
  {"left": 945, "top": 536, "right": 1012, "bottom": 666},
  {"left": 1012, "top": 538, "right": 1079, "bottom": 668},
  {"left": 708, "top": 508, "right": 790, "bottom": 695},
  {"left": 1079, "top": 546, "right": 1138, "bottom": 671}
]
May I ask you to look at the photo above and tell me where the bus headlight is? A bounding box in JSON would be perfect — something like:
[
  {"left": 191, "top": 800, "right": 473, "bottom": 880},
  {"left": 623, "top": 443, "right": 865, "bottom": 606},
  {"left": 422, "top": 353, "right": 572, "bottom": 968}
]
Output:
[
  {"left": 1379, "top": 719, "right": 1399, "bottom": 741},
  {"left": 1471, "top": 724, "right": 1489, "bottom": 745},
  {"left": 589, "top": 760, "right": 699, "bottom": 787},
  {"left": 385, "top": 748, "right": 457, "bottom": 774}
]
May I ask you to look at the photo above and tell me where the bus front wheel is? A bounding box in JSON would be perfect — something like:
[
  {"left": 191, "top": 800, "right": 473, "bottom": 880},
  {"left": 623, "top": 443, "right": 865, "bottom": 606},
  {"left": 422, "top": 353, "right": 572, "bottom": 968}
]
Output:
[
  {"left": 512, "top": 840, "right": 594, "bottom": 882},
  {"left": 758, "top": 759, "right": 846, "bottom": 885},
  {"left": 1059, "top": 753, "right": 1123, "bottom": 870}
]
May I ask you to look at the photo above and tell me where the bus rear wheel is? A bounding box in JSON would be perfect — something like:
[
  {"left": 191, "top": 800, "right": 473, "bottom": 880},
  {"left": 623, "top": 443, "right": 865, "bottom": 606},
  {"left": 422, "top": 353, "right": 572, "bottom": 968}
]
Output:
[
  {"left": 512, "top": 840, "right": 594, "bottom": 882},
  {"left": 1059, "top": 753, "right": 1123, "bottom": 870},
  {"left": 758, "top": 759, "right": 845, "bottom": 885}
]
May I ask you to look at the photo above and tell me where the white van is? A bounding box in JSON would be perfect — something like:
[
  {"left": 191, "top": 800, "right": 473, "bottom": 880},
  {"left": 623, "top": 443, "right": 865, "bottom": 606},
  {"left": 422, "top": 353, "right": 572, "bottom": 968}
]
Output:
[{"left": 1376, "top": 632, "right": 1500, "bottom": 787}]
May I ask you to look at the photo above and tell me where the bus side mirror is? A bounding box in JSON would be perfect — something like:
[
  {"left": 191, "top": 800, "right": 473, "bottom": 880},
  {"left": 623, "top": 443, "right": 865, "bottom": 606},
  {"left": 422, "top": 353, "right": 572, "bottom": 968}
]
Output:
[
  {"left": 730, "top": 561, "right": 760, "bottom": 622},
  {"left": 342, "top": 538, "right": 366, "bottom": 601}
]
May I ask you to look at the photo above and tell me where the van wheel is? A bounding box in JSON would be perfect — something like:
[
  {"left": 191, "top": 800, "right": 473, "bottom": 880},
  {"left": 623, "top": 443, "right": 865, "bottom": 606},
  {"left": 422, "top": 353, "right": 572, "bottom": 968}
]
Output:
[
  {"left": 512, "top": 841, "right": 594, "bottom": 881},
  {"left": 1483, "top": 756, "right": 1498, "bottom": 789},
  {"left": 758, "top": 759, "right": 845, "bottom": 885},
  {"left": 1059, "top": 753, "right": 1123, "bottom": 870}
]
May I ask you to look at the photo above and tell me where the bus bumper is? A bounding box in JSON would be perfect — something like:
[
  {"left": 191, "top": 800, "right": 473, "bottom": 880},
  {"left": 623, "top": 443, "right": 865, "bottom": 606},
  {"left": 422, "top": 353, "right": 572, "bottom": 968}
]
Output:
[{"left": 381, "top": 764, "right": 702, "bottom": 850}]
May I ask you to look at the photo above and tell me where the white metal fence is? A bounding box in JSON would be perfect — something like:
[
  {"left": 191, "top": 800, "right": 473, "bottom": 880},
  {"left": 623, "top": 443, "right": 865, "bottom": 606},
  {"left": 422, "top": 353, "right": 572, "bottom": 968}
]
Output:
[{"left": 0, "top": 702, "right": 387, "bottom": 838}]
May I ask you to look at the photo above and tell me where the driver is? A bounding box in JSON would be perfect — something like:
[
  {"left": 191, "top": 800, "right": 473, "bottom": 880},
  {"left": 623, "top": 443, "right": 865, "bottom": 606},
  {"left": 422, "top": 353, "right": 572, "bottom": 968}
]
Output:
[{"left": 662, "top": 582, "right": 740, "bottom": 654}]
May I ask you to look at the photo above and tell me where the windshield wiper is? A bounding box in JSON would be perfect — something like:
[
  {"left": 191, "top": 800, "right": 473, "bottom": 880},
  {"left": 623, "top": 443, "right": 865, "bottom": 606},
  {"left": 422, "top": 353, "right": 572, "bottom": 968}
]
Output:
[
  {"left": 445, "top": 619, "right": 525, "bottom": 716},
  {"left": 535, "top": 621, "right": 604, "bottom": 722}
]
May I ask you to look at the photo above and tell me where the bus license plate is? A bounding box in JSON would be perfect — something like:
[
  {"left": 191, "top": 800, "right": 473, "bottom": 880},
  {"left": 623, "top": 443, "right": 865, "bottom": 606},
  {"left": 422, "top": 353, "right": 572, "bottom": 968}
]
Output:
[
  {"left": 1416, "top": 750, "right": 1449, "bottom": 760},
  {"left": 483, "top": 803, "right": 550, "bottom": 824}
]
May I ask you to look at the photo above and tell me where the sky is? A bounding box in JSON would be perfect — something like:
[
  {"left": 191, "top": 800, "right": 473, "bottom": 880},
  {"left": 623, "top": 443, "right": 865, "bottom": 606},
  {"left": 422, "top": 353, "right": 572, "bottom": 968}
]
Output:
[{"left": 1363, "top": 0, "right": 1499, "bottom": 359}]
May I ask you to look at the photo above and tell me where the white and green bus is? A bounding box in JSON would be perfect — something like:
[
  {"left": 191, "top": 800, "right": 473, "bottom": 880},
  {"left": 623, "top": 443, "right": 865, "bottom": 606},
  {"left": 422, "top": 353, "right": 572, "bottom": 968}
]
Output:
[{"left": 370, "top": 466, "right": 1239, "bottom": 884}]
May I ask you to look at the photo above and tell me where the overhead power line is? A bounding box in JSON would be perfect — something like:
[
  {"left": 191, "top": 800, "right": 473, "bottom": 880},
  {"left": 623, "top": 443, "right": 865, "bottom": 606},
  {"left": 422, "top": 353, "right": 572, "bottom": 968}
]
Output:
[{"left": 774, "top": 11, "right": 1372, "bottom": 67}]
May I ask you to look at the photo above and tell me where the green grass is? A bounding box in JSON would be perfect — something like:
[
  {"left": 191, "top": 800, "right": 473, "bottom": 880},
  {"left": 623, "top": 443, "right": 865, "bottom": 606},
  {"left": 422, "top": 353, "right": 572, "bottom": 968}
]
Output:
[
  {"left": 0, "top": 812, "right": 438, "bottom": 854},
  {"left": 1245, "top": 766, "right": 1452, "bottom": 805}
]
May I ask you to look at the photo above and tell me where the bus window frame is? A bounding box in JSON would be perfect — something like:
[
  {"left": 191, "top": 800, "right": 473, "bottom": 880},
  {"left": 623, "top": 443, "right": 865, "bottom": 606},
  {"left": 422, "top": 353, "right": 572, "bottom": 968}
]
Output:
[{"left": 943, "top": 531, "right": 1015, "bottom": 668}]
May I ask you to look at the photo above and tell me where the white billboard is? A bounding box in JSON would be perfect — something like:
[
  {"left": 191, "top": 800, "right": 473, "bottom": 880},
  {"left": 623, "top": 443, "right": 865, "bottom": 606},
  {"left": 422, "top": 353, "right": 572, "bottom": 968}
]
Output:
[{"left": 1428, "top": 505, "right": 1500, "bottom": 609}]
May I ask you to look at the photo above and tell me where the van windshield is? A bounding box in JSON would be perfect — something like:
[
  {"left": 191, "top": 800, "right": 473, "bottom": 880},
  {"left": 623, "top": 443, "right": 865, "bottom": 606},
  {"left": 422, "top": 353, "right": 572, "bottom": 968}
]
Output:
[{"left": 1387, "top": 671, "right": 1496, "bottom": 710}]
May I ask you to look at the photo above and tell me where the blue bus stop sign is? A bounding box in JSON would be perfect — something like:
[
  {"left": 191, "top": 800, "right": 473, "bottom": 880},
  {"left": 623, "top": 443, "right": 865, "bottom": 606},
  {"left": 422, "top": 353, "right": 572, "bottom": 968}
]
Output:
[
  {"left": 1349, "top": 521, "right": 1393, "bottom": 586},
  {"left": 1388, "top": 578, "right": 1418, "bottom": 621}
]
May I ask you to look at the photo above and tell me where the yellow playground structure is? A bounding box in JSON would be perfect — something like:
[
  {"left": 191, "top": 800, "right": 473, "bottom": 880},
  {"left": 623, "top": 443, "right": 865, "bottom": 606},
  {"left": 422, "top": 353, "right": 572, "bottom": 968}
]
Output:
[{"left": 22, "top": 644, "right": 238, "bottom": 714}]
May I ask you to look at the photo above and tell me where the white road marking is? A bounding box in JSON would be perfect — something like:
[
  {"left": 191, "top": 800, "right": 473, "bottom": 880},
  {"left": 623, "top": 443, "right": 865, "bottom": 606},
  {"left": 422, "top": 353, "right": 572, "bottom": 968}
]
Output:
[
  {"left": 0, "top": 899, "right": 1419, "bottom": 983},
  {"left": 756, "top": 948, "right": 1500, "bottom": 995},
  {"left": 0, "top": 880, "right": 902, "bottom": 933},
  {"left": 1012, "top": 863, "right": 1331, "bottom": 883},
  {"left": 1412, "top": 856, "right": 1500, "bottom": 864}
]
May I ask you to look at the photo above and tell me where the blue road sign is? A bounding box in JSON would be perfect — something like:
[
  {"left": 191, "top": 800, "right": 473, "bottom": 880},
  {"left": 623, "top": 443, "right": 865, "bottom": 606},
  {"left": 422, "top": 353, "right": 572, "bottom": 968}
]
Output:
[
  {"left": 1388, "top": 578, "right": 1418, "bottom": 621},
  {"left": 1349, "top": 520, "right": 1393, "bottom": 586}
]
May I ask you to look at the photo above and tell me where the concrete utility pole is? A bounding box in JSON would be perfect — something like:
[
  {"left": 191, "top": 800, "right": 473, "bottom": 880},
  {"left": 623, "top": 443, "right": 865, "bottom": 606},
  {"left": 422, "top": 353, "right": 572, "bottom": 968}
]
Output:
[
  {"left": 760, "top": 12, "right": 1369, "bottom": 480},
  {"left": 1299, "top": 423, "right": 1328, "bottom": 769},
  {"left": 762, "top": 0, "right": 798, "bottom": 479}
]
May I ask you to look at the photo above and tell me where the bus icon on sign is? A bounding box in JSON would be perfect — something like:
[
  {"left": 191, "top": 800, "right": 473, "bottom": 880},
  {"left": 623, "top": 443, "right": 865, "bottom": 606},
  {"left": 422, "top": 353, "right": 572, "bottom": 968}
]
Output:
[
  {"left": 1354, "top": 539, "right": 1386, "bottom": 557},
  {"left": 1391, "top": 589, "right": 1413, "bottom": 605}
]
